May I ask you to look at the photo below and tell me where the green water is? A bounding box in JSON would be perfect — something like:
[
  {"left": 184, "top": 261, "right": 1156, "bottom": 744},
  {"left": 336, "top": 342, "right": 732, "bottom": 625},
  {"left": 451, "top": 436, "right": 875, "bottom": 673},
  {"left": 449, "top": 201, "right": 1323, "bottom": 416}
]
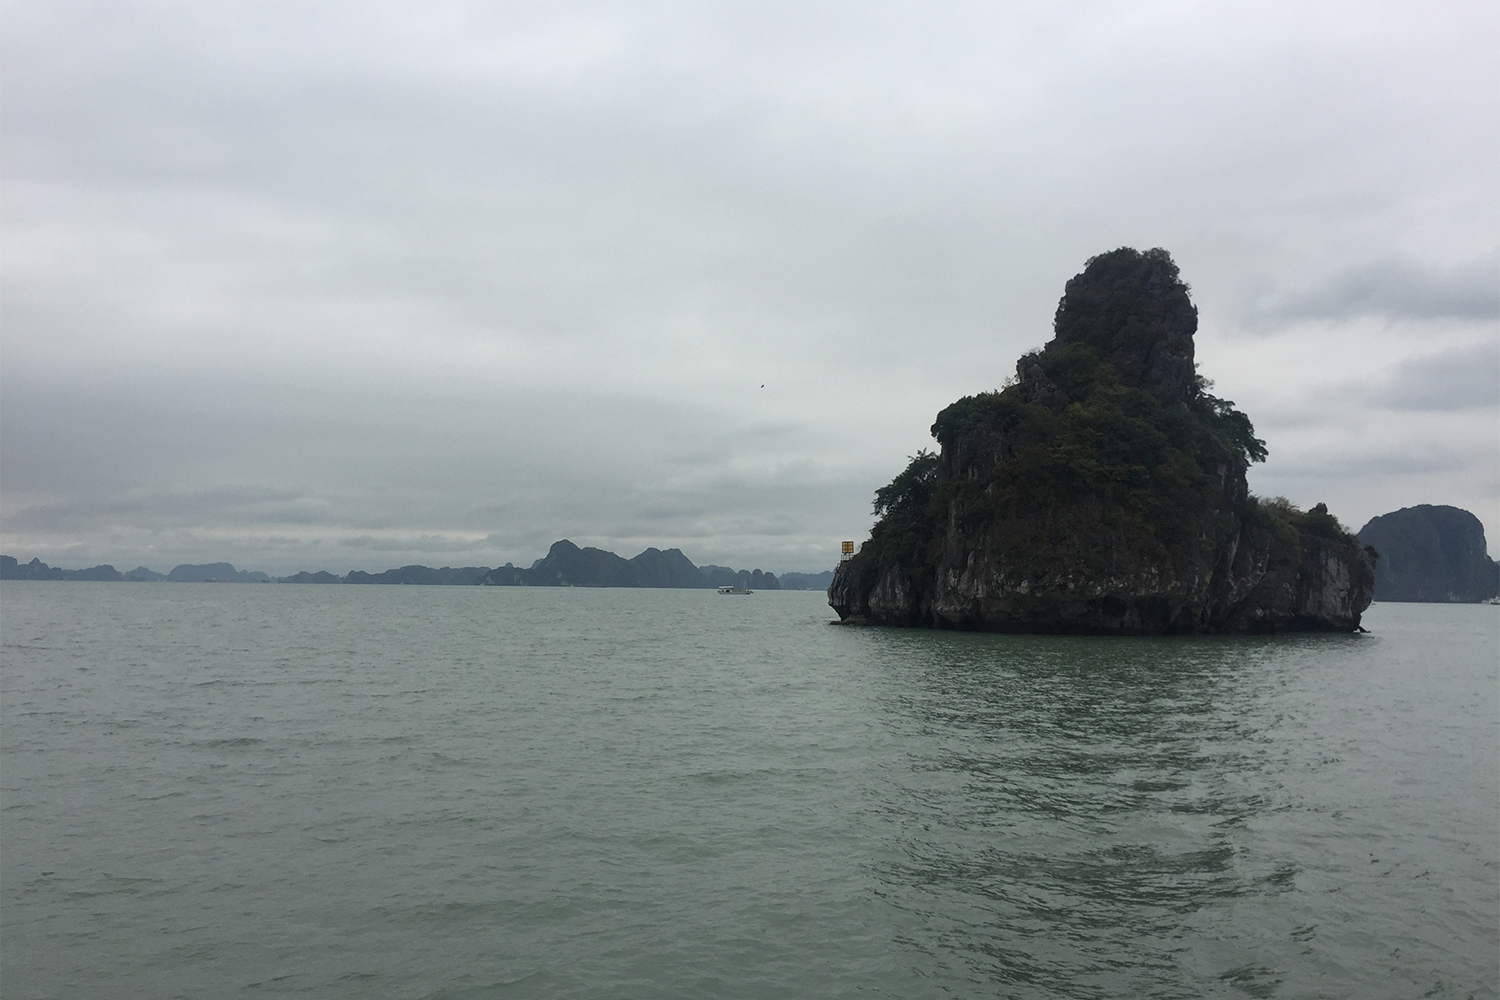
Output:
[{"left": 2, "top": 584, "right": 1495, "bottom": 998}]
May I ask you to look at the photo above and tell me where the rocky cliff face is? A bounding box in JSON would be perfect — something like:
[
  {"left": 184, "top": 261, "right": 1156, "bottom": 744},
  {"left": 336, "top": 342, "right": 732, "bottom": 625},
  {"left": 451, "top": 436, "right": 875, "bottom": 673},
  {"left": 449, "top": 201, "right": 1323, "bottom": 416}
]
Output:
[
  {"left": 1357, "top": 505, "right": 1499, "bottom": 602},
  {"left": 829, "top": 248, "right": 1375, "bottom": 634}
]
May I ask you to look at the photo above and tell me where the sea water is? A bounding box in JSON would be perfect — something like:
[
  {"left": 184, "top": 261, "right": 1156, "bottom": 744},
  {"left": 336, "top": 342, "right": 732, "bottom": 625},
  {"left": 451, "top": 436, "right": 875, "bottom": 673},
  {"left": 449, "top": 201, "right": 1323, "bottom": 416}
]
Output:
[{"left": 2, "top": 583, "right": 1495, "bottom": 999}]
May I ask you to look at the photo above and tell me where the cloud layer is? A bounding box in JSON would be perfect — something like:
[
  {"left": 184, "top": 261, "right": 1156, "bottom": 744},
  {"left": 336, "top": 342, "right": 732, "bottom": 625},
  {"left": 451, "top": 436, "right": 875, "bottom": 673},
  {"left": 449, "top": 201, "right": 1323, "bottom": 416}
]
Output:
[
  {"left": 4, "top": 0, "right": 1496, "bottom": 574},
  {"left": 1253, "top": 253, "right": 1500, "bottom": 325}
]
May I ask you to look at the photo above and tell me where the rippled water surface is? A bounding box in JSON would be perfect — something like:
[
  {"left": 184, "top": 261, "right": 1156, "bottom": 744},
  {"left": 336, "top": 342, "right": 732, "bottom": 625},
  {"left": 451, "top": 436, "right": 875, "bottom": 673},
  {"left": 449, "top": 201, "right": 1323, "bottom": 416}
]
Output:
[{"left": 2, "top": 584, "right": 1496, "bottom": 998}]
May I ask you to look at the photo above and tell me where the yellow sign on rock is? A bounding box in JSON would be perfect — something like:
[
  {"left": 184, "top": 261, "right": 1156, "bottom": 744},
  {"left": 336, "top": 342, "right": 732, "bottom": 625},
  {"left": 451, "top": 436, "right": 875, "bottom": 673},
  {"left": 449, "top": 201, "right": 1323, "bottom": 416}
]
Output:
[{"left": 841, "top": 540, "right": 855, "bottom": 555}]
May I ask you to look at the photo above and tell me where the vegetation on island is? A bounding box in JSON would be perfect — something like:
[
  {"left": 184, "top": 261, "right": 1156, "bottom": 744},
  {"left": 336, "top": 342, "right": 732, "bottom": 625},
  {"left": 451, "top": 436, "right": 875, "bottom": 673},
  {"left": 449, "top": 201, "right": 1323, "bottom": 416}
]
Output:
[
  {"left": 834, "top": 247, "right": 1375, "bottom": 632},
  {"left": 854, "top": 350, "right": 1291, "bottom": 597}
]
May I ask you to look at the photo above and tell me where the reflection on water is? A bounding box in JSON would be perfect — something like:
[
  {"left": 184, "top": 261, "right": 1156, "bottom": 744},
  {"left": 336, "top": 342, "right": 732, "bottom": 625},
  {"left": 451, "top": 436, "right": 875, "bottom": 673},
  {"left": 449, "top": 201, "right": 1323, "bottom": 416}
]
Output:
[{"left": 858, "top": 627, "right": 1488, "bottom": 998}]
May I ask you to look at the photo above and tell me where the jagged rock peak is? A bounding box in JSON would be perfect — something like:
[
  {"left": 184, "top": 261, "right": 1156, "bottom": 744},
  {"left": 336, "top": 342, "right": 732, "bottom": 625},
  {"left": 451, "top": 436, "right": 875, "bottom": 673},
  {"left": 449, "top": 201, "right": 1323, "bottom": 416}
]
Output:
[{"left": 1036, "top": 246, "right": 1199, "bottom": 406}]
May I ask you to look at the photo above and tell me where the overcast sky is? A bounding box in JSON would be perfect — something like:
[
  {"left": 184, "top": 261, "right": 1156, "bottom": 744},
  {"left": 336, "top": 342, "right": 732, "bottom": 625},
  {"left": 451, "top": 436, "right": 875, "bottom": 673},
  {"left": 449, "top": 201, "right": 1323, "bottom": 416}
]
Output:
[{"left": 3, "top": 0, "right": 1496, "bottom": 575}]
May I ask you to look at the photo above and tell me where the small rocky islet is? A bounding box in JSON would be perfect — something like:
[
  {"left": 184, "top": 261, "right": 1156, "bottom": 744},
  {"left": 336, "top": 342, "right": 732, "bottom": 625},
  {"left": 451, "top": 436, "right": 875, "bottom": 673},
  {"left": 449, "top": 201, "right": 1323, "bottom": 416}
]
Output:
[
  {"left": 1357, "top": 505, "right": 1500, "bottom": 603},
  {"left": 829, "top": 247, "right": 1378, "bottom": 633}
]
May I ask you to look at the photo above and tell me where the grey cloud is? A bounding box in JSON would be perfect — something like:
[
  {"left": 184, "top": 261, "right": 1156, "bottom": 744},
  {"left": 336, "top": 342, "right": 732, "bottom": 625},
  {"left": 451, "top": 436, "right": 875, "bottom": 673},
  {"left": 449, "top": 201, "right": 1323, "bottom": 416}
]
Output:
[
  {"left": 1378, "top": 341, "right": 1500, "bottom": 411},
  {"left": 1274, "top": 339, "right": 1500, "bottom": 420},
  {"left": 1253, "top": 252, "right": 1499, "bottom": 326},
  {"left": 4, "top": 486, "right": 334, "bottom": 533},
  {"left": 1261, "top": 449, "right": 1478, "bottom": 480},
  {"left": 336, "top": 534, "right": 495, "bottom": 554}
]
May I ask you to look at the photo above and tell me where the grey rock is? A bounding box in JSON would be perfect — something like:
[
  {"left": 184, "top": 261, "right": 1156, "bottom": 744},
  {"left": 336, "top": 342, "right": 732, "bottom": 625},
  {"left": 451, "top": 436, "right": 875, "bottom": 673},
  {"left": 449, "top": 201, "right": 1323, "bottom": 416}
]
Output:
[{"left": 1358, "top": 505, "right": 1499, "bottom": 602}]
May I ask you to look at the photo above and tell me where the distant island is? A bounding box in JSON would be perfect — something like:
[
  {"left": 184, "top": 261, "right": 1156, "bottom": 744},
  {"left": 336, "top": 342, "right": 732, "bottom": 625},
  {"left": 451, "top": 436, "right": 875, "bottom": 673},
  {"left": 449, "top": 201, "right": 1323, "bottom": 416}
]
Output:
[
  {"left": 1357, "top": 505, "right": 1499, "bottom": 603},
  {"left": 0, "top": 544, "right": 836, "bottom": 591},
  {"left": 829, "top": 247, "right": 1376, "bottom": 634}
]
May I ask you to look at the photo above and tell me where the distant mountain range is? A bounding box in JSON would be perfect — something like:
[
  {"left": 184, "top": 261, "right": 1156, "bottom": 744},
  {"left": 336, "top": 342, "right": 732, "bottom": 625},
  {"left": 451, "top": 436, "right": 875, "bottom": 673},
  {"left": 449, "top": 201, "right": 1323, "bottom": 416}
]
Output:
[
  {"left": 0, "top": 558, "right": 173, "bottom": 583},
  {"left": 0, "top": 543, "right": 836, "bottom": 591}
]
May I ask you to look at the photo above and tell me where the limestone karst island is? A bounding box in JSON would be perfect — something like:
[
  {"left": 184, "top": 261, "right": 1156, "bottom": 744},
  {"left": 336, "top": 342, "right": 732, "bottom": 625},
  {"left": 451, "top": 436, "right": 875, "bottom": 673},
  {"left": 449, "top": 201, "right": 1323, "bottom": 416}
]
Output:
[{"left": 829, "top": 247, "right": 1377, "bottom": 633}]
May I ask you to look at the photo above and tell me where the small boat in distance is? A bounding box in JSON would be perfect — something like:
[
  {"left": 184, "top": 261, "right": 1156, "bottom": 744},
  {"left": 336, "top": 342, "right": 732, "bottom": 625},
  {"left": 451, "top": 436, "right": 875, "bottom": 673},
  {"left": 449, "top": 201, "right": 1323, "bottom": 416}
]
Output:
[{"left": 717, "top": 584, "right": 752, "bottom": 595}]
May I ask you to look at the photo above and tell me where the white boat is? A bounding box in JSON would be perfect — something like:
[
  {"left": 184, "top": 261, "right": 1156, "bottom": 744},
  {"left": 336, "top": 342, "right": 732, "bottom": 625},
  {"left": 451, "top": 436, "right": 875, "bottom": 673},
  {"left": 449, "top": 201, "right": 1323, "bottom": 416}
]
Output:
[{"left": 717, "top": 584, "right": 752, "bottom": 595}]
